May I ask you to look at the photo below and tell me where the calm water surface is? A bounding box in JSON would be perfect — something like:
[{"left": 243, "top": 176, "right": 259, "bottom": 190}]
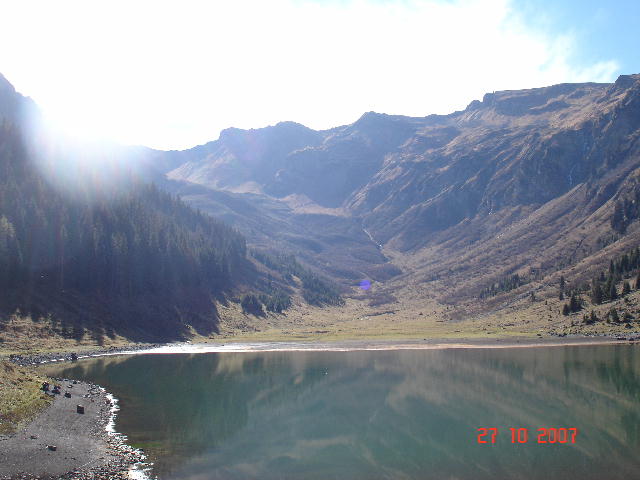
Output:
[{"left": 43, "top": 345, "right": 640, "bottom": 480}]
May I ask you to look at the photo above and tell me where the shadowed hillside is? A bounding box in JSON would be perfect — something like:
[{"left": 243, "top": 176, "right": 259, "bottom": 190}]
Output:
[{"left": 0, "top": 74, "right": 343, "bottom": 343}]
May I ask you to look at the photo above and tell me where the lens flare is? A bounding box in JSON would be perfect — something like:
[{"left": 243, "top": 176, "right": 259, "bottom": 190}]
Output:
[{"left": 359, "top": 279, "right": 371, "bottom": 291}]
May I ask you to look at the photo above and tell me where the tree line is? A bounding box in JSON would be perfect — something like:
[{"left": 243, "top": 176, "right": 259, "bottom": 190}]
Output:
[
  {"left": 0, "top": 120, "right": 248, "bottom": 336},
  {"left": 610, "top": 187, "right": 640, "bottom": 233},
  {"left": 479, "top": 273, "right": 528, "bottom": 299},
  {"left": 561, "top": 245, "right": 640, "bottom": 319},
  {"left": 251, "top": 250, "right": 344, "bottom": 307}
]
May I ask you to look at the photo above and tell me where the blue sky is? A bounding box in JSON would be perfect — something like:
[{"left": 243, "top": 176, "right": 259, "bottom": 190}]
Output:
[
  {"left": 513, "top": 0, "right": 639, "bottom": 76},
  {"left": 0, "top": 0, "right": 637, "bottom": 150}
]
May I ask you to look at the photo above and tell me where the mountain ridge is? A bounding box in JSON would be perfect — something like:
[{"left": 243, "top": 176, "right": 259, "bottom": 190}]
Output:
[
  {"left": 157, "top": 73, "right": 640, "bottom": 336},
  {"left": 4, "top": 71, "right": 640, "bottom": 343}
]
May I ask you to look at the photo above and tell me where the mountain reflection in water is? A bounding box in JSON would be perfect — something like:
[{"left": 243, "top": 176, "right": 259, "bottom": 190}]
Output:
[{"left": 43, "top": 345, "right": 640, "bottom": 480}]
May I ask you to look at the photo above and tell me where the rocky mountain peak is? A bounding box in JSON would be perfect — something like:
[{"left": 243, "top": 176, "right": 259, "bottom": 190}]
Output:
[
  {"left": 353, "top": 111, "right": 388, "bottom": 126},
  {"left": 613, "top": 73, "right": 640, "bottom": 90},
  {"left": 477, "top": 82, "right": 607, "bottom": 117}
]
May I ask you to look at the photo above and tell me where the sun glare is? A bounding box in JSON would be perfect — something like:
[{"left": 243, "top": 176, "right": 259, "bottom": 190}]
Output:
[{"left": 0, "top": 0, "right": 619, "bottom": 150}]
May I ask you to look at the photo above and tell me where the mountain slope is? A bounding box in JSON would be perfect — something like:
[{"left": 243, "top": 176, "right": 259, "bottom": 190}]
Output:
[
  {"left": 0, "top": 76, "right": 346, "bottom": 343},
  {"left": 160, "top": 74, "right": 640, "bottom": 333},
  {"left": 4, "top": 71, "right": 640, "bottom": 343},
  {"left": 0, "top": 120, "right": 249, "bottom": 340}
]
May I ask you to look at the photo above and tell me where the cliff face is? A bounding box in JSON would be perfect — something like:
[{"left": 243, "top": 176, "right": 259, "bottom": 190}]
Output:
[
  {"left": 165, "top": 77, "right": 640, "bottom": 242},
  {"left": 162, "top": 75, "right": 640, "bottom": 303},
  {"left": 354, "top": 77, "right": 640, "bottom": 251}
]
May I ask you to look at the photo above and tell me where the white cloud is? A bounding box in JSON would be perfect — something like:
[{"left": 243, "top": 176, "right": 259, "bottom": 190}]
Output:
[{"left": 0, "top": 0, "right": 620, "bottom": 150}]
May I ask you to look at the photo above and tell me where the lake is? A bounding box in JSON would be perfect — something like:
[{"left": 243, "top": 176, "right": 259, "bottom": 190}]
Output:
[{"left": 42, "top": 344, "right": 640, "bottom": 480}]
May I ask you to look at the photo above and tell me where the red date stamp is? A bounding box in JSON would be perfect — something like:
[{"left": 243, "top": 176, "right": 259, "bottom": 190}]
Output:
[{"left": 477, "top": 427, "right": 578, "bottom": 444}]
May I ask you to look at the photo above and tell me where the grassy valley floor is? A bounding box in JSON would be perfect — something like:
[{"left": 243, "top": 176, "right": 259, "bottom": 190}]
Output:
[
  {"left": 205, "top": 283, "right": 640, "bottom": 343},
  {"left": 1, "top": 300, "right": 638, "bottom": 479}
]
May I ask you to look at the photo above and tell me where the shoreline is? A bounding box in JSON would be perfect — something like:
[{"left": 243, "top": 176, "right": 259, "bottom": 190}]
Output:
[
  {"left": 131, "top": 335, "right": 640, "bottom": 355},
  {"left": 0, "top": 379, "right": 146, "bottom": 480},
  {"left": 5, "top": 334, "right": 640, "bottom": 367},
  {"left": 2, "top": 334, "right": 637, "bottom": 479},
  {"left": 4, "top": 343, "right": 163, "bottom": 368}
]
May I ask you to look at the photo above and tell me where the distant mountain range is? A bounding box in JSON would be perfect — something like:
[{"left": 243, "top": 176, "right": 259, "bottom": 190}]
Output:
[
  {"left": 3, "top": 71, "right": 640, "bottom": 339},
  {"left": 153, "top": 75, "right": 640, "bottom": 308}
]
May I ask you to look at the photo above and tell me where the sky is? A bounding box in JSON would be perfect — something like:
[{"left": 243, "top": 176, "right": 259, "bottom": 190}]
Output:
[{"left": 0, "top": 0, "right": 637, "bottom": 150}]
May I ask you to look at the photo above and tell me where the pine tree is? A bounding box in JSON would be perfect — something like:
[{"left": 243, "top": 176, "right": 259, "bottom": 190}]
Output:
[
  {"left": 621, "top": 254, "right": 630, "bottom": 273},
  {"left": 591, "top": 280, "right": 603, "bottom": 305},
  {"left": 603, "top": 277, "right": 612, "bottom": 301},
  {"left": 562, "top": 304, "right": 570, "bottom": 316},
  {"left": 609, "top": 259, "right": 615, "bottom": 277},
  {"left": 609, "top": 307, "right": 620, "bottom": 323},
  {"left": 72, "top": 324, "right": 84, "bottom": 342},
  {"left": 569, "top": 294, "right": 581, "bottom": 313},
  {"left": 241, "top": 294, "right": 264, "bottom": 315},
  {"left": 623, "top": 281, "right": 631, "bottom": 296},
  {"left": 611, "top": 200, "right": 626, "bottom": 232},
  {"left": 609, "top": 282, "right": 618, "bottom": 301}
]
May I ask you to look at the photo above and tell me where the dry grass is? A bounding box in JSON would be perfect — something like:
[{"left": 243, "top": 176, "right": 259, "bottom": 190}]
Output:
[
  {"left": 0, "top": 361, "right": 52, "bottom": 434},
  {"left": 0, "top": 312, "right": 133, "bottom": 356},
  {"left": 197, "top": 282, "right": 540, "bottom": 343},
  {"left": 196, "top": 268, "right": 640, "bottom": 343},
  {"left": 3, "top": 272, "right": 639, "bottom": 355}
]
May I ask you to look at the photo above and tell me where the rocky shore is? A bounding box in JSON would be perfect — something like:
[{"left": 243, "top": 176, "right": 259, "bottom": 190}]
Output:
[
  {"left": 5, "top": 344, "right": 163, "bottom": 368},
  {"left": 0, "top": 370, "right": 150, "bottom": 479},
  {"left": 0, "top": 379, "right": 147, "bottom": 480}
]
